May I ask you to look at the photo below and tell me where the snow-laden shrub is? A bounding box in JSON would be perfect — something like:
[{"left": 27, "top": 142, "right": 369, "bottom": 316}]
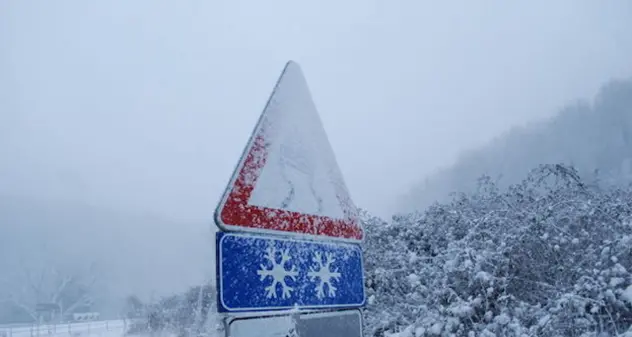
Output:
[
  {"left": 135, "top": 284, "right": 216, "bottom": 337},
  {"left": 363, "top": 164, "right": 632, "bottom": 337}
]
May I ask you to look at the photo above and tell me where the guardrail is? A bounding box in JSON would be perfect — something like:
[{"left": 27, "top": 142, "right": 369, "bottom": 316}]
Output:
[{"left": 0, "top": 319, "right": 135, "bottom": 337}]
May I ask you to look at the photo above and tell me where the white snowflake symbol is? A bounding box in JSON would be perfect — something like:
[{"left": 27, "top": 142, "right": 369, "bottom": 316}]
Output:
[
  {"left": 307, "top": 252, "right": 341, "bottom": 299},
  {"left": 257, "top": 247, "right": 299, "bottom": 299}
]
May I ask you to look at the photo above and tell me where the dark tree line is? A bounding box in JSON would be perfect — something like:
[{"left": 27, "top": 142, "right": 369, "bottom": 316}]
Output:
[{"left": 400, "top": 78, "right": 632, "bottom": 215}]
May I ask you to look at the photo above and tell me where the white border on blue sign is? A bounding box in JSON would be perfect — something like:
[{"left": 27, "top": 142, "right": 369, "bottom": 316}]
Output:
[{"left": 218, "top": 232, "right": 367, "bottom": 312}]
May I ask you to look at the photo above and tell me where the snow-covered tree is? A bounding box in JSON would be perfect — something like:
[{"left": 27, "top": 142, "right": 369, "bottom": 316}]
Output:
[{"left": 136, "top": 283, "right": 217, "bottom": 337}]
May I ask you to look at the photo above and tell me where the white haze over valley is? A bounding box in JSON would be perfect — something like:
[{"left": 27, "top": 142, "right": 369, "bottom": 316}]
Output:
[{"left": 1, "top": 0, "right": 632, "bottom": 330}]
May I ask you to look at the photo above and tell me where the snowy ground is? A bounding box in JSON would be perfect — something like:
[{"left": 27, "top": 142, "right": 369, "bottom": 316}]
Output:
[{"left": 0, "top": 320, "right": 132, "bottom": 337}]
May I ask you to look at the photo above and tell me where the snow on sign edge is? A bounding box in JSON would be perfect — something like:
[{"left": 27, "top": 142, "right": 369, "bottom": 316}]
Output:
[{"left": 213, "top": 60, "right": 364, "bottom": 242}]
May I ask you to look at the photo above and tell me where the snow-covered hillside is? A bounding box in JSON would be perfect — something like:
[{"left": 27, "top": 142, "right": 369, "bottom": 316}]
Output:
[
  {"left": 398, "top": 78, "right": 632, "bottom": 216},
  {"left": 0, "top": 196, "right": 212, "bottom": 323}
]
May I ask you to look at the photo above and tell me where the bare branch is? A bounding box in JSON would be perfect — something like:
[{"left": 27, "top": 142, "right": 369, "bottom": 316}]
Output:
[
  {"left": 51, "top": 275, "right": 74, "bottom": 304},
  {"left": 4, "top": 295, "right": 38, "bottom": 321},
  {"left": 62, "top": 294, "right": 93, "bottom": 316}
]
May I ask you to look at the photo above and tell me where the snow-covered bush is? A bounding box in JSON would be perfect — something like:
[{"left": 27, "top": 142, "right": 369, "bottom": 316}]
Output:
[
  {"left": 363, "top": 164, "right": 632, "bottom": 337},
  {"left": 132, "top": 284, "right": 216, "bottom": 337}
]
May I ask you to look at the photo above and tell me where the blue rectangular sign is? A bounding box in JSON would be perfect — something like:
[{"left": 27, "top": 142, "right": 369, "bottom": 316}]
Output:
[{"left": 216, "top": 232, "right": 365, "bottom": 312}]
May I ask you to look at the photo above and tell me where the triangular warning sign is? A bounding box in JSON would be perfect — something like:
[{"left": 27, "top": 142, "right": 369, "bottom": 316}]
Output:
[{"left": 214, "top": 61, "right": 363, "bottom": 242}]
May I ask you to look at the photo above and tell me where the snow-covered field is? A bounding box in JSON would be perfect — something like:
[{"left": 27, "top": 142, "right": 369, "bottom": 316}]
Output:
[{"left": 0, "top": 320, "right": 133, "bottom": 337}]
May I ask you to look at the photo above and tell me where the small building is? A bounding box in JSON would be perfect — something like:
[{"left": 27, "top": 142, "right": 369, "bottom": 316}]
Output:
[{"left": 35, "top": 303, "right": 61, "bottom": 323}]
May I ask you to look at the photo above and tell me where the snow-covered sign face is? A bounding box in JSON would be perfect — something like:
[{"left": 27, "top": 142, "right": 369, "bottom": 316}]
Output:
[
  {"left": 228, "top": 309, "right": 363, "bottom": 337},
  {"left": 216, "top": 232, "right": 365, "bottom": 312},
  {"left": 214, "top": 61, "right": 363, "bottom": 242},
  {"left": 229, "top": 314, "right": 295, "bottom": 337}
]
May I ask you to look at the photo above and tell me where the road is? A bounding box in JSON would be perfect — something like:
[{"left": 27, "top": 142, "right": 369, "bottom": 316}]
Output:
[{"left": 0, "top": 320, "right": 134, "bottom": 337}]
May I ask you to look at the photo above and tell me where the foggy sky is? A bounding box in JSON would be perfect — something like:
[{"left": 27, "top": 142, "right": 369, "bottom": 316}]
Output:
[{"left": 2, "top": 0, "right": 632, "bottom": 222}]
